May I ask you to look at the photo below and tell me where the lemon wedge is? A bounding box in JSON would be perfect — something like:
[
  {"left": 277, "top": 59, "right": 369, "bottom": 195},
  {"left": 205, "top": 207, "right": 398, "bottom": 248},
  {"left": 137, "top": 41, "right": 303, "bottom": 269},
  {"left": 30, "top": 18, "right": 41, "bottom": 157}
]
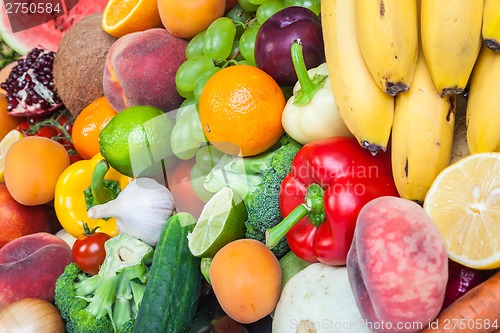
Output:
[{"left": 0, "top": 129, "right": 24, "bottom": 182}]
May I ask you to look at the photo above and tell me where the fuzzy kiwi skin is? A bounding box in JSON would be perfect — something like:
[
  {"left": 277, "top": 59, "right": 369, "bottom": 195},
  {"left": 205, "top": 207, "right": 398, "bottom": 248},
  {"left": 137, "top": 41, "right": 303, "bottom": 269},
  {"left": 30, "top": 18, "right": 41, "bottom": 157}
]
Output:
[{"left": 53, "top": 13, "right": 117, "bottom": 117}]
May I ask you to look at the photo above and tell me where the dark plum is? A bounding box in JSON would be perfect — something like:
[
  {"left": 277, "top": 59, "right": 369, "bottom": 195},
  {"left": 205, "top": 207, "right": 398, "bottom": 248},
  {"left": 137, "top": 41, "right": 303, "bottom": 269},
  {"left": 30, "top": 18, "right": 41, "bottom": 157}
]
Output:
[{"left": 254, "top": 6, "right": 324, "bottom": 87}]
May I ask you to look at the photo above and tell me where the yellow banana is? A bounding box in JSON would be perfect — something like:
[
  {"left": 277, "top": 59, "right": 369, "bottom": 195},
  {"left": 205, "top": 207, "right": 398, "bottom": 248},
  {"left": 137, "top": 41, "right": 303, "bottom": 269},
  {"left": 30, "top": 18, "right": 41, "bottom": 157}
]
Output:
[
  {"left": 321, "top": 0, "right": 394, "bottom": 154},
  {"left": 466, "top": 45, "right": 500, "bottom": 154},
  {"left": 483, "top": 0, "right": 500, "bottom": 51},
  {"left": 355, "top": 0, "right": 418, "bottom": 96},
  {"left": 391, "top": 51, "right": 456, "bottom": 202},
  {"left": 420, "top": 0, "right": 483, "bottom": 96}
]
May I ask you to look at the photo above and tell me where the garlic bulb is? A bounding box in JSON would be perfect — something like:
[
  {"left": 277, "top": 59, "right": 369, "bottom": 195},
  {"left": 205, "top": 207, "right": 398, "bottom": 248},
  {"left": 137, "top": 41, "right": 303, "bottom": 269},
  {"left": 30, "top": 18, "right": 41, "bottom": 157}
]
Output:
[{"left": 87, "top": 177, "right": 175, "bottom": 246}]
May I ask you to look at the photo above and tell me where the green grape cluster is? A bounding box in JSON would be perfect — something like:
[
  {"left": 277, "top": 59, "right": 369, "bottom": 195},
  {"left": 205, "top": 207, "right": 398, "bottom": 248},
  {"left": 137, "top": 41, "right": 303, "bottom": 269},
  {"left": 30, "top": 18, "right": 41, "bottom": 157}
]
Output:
[
  {"left": 174, "top": 0, "right": 319, "bottom": 102},
  {"left": 172, "top": 0, "right": 320, "bottom": 200}
]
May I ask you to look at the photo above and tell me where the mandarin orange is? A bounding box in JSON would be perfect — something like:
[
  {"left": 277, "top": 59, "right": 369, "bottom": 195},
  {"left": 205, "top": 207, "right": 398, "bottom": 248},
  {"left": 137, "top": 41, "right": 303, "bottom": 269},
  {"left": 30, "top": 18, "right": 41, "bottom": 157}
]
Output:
[
  {"left": 72, "top": 96, "right": 117, "bottom": 160},
  {"left": 198, "top": 65, "right": 285, "bottom": 157}
]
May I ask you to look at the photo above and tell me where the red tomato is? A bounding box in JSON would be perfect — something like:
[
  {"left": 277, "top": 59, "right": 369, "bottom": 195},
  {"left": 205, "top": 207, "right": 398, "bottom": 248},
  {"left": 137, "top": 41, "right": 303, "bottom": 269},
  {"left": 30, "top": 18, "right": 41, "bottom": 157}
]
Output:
[
  {"left": 72, "top": 232, "right": 112, "bottom": 275},
  {"left": 16, "top": 114, "right": 82, "bottom": 163},
  {"left": 16, "top": 121, "right": 58, "bottom": 138},
  {"left": 167, "top": 158, "right": 205, "bottom": 219}
]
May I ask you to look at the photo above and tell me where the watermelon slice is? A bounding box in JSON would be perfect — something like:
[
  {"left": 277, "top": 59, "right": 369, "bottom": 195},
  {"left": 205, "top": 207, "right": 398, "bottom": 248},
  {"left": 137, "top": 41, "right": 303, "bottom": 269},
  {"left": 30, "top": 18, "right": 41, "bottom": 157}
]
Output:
[{"left": 0, "top": 0, "right": 108, "bottom": 55}]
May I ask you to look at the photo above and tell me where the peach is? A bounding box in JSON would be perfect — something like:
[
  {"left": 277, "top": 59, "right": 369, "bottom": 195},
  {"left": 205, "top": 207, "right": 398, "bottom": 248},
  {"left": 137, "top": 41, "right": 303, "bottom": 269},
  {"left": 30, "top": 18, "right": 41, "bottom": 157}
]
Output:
[
  {"left": 103, "top": 28, "right": 187, "bottom": 113},
  {"left": 0, "top": 232, "right": 73, "bottom": 309},
  {"left": 0, "top": 183, "right": 52, "bottom": 249},
  {"left": 347, "top": 196, "right": 448, "bottom": 333}
]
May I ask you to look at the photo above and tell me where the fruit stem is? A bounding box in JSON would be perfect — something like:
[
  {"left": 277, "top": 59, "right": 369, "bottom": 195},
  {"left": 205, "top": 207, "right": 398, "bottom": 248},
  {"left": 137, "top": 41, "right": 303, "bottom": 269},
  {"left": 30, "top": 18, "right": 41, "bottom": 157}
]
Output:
[
  {"left": 290, "top": 39, "right": 328, "bottom": 107},
  {"left": 91, "top": 160, "right": 118, "bottom": 205},
  {"left": 265, "top": 183, "right": 325, "bottom": 249}
]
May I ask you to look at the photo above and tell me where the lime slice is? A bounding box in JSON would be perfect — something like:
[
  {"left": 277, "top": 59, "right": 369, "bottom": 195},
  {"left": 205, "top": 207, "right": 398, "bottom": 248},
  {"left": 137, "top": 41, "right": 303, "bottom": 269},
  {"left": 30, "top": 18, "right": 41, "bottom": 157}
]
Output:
[
  {"left": 188, "top": 187, "right": 247, "bottom": 258},
  {"left": 0, "top": 129, "right": 23, "bottom": 182},
  {"left": 423, "top": 152, "right": 500, "bottom": 269}
]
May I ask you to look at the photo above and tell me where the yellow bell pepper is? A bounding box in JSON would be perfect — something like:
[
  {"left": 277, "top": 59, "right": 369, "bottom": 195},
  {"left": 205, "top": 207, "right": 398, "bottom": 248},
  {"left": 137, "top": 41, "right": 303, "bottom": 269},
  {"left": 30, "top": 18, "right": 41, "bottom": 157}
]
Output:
[{"left": 54, "top": 153, "right": 133, "bottom": 238}]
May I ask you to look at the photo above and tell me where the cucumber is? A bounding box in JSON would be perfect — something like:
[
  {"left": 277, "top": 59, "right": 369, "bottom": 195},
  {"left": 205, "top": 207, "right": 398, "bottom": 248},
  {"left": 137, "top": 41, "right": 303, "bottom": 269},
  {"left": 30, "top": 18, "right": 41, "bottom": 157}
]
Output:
[
  {"left": 133, "top": 212, "right": 201, "bottom": 333},
  {"left": 279, "top": 250, "right": 311, "bottom": 291}
]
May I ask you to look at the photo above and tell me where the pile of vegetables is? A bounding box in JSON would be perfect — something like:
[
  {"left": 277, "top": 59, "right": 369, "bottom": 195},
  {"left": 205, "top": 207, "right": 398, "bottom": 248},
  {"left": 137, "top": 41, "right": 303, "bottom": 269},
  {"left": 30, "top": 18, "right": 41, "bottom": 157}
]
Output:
[{"left": 1, "top": 1, "right": 500, "bottom": 333}]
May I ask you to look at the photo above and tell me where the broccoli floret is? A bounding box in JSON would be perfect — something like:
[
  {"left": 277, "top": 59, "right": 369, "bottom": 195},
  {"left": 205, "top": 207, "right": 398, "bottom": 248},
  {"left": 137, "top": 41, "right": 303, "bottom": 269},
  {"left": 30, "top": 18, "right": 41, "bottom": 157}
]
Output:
[
  {"left": 55, "top": 233, "right": 154, "bottom": 333},
  {"left": 245, "top": 138, "right": 302, "bottom": 257},
  {"left": 202, "top": 135, "right": 302, "bottom": 258}
]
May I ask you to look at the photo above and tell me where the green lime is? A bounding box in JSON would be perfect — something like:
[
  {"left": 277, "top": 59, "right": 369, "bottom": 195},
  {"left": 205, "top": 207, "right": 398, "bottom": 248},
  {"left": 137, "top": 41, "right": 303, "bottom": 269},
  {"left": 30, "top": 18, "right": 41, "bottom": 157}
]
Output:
[
  {"left": 188, "top": 187, "right": 247, "bottom": 258},
  {"left": 99, "top": 105, "right": 175, "bottom": 179}
]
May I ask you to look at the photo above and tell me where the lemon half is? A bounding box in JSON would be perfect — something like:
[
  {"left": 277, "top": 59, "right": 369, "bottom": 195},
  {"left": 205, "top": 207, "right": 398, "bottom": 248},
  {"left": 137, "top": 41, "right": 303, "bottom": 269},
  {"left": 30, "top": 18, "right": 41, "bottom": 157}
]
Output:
[{"left": 423, "top": 152, "right": 500, "bottom": 269}]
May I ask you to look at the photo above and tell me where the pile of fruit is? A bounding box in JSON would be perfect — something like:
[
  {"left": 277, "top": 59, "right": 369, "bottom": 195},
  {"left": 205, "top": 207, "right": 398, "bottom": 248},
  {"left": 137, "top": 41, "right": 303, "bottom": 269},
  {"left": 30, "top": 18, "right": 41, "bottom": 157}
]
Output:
[{"left": 0, "top": 0, "right": 499, "bottom": 332}]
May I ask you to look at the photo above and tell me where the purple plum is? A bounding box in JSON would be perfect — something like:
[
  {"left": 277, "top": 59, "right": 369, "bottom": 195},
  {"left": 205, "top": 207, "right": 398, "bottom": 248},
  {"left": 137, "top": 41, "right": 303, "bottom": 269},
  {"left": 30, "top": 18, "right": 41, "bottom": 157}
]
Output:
[{"left": 254, "top": 6, "right": 325, "bottom": 87}]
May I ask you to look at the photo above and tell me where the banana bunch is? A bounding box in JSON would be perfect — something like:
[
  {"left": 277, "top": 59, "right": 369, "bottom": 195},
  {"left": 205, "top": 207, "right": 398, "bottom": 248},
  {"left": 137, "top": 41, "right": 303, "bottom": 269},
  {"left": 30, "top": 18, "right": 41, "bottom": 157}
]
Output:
[{"left": 322, "top": 0, "right": 500, "bottom": 202}]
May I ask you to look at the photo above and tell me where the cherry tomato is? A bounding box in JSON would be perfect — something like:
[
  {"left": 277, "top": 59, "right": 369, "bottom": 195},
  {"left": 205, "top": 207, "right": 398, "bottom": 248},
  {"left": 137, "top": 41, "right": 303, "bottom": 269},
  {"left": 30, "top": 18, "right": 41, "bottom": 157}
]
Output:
[
  {"left": 69, "top": 152, "right": 83, "bottom": 164},
  {"left": 167, "top": 158, "right": 205, "bottom": 219},
  {"left": 16, "top": 113, "right": 81, "bottom": 163},
  {"left": 16, "top": 121, "right": 58, "bottom": 139},
  {"left": 72, "top": 232, "right": 112, "bottom": 275}
]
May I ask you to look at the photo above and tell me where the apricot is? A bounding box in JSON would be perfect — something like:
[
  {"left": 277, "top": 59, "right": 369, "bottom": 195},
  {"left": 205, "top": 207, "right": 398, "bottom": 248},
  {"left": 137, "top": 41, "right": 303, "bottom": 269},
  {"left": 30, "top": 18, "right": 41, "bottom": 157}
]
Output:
[
  {"left": 209, "top": 239, "right": 281, "bottom": 324},
  {"left": 4, "top": 136, "right": 70, "bottom": 206}
]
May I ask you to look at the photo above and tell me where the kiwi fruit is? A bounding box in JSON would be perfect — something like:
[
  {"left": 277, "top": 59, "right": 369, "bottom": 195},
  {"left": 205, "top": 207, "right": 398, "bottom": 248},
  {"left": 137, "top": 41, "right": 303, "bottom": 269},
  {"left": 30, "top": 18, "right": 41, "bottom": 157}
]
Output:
[{"left": 53, "top": 13, "right": 117, "bottom": 117}]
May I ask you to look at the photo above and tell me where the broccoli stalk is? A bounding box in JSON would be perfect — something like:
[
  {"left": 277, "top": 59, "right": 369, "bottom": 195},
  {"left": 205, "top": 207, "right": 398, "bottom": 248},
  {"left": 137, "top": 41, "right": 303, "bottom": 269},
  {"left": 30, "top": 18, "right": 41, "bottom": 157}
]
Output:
[
  {"left": 202, "top": 135, "right": 302, "bottom": 258},
  {"left": 55, "top": 233, "right": 154, "bottom": 333}
]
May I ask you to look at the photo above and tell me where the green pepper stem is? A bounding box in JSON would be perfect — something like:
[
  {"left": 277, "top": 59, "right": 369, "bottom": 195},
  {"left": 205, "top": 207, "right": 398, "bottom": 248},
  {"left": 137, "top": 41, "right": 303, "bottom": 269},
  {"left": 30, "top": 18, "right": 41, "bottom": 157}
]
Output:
[
  {"left": 291, "top": 39, "right": 328, "bottom": 107},
  {"left": 265, "top": 183, "right": 325, "bottom": 250},
  {"left": 91, "top": 160, "right": 117, "bottom": 205}
]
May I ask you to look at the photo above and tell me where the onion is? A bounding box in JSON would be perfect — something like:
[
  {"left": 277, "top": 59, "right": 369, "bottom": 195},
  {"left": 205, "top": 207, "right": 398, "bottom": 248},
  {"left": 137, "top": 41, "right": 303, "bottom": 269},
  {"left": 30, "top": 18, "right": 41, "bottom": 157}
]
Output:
[
  {"left": 442, "top": 259, "right": 496, "bottom": 310},
  {"left": 0, "top": 298, "right": 64, "bottom": 333}
]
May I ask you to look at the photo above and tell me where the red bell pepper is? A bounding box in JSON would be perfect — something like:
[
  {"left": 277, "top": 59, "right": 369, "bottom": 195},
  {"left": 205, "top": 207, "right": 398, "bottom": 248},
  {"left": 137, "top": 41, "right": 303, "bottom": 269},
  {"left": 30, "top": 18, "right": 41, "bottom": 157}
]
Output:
[{"left": 266, "top": 136, "right": 399, "bottom": 266}]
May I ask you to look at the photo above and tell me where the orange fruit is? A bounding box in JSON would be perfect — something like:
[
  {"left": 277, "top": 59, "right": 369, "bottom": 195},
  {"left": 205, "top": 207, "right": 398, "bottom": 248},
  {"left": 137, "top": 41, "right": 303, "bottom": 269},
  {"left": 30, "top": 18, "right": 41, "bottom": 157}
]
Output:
[
  {"left": 209, "top": 239, "right": 282, "bottom": 324},
  {"left": 4, "top": 136, "right": 70, "bottom": 206},
  {"left": 158, "top": 0, "right": 226, "bottom": 39},
  {"left": 199, "top": 65, "right": 285, "bottom": 157},
  {"left": 72, "top": 96, "right": 117, "bottom": 160},
  {"left": 102, "top": 0, "right": 164, "bottom": 38},
  {"left": 0, "top": 94, "right": 23, "bottom": 140}
]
